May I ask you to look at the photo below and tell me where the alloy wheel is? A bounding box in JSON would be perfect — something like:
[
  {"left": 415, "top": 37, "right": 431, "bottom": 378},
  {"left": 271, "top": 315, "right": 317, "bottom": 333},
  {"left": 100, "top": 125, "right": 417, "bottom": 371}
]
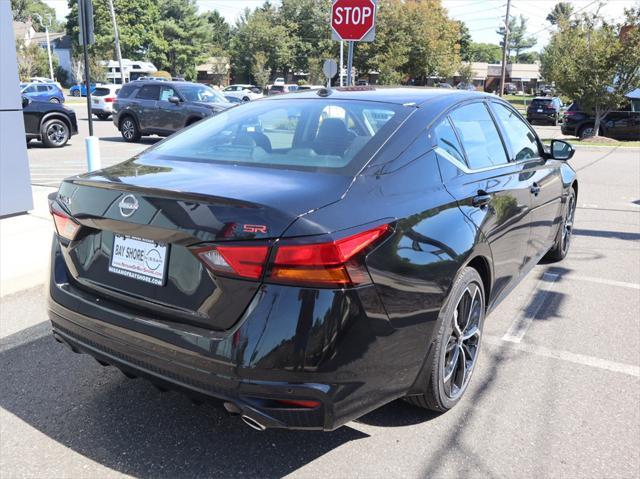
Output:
[
  {"left": 442, "top": 282, "right": 483, "bottom": 400},
  {"left": 47, "top": 123, "right": 67, "bottom": 145},
  {"left": 49, "top": 97, "right": 60, "bottom": 103},
  {"left": 122, "top": 120, "right": 135, "bottom": 139}
]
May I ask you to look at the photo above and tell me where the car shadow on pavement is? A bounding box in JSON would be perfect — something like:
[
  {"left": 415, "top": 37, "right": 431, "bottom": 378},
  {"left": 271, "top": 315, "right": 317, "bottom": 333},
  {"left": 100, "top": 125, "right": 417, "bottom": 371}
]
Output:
[
  {"left": 0, "top": 328, "right": 368, "bottom": 478},
  {"left": 99, "top": 136, "right": 162, "bottom": 145}
]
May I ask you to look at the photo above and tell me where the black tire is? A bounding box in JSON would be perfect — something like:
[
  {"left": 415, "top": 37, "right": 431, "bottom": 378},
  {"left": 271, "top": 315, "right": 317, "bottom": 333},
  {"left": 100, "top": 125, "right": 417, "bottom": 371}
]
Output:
[
  {"left": 41, "top": 118, "right": 70, "bottom": 148},
  {"left": 120, "top": 116, "right": 141, "bottom": 142},
  {"left": 578, "top": 124, "right": 595, "bottom": 140},
  {"left": 406, "top": 267, "right": 485, "bottom": 412},
  {"left": 552, "top": 114, "right": 558, "bottom": 126},
  {"left": 49, "top": 97, "right": 60, "bottom": 103},
  {"left": 545, "top": 187, "right": 576, "bottom": 262},
  {"left": 96, "top": 113, "right": 110, "bottom": 120},
  {"left": 242, "top": 96, "right": 250, "bottom": 102},
  {"left": 71, "top": 89, "right": 81, "bottom": 97}
]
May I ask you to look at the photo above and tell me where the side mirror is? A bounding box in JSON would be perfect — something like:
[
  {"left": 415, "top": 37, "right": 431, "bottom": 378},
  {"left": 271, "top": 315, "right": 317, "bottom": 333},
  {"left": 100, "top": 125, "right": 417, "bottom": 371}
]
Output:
[
  {"left": 168, "top": 96, "right": 181, "bottom": 104},
  {"left": 22, "top": 96, "right": 30, "bottom": 108},
  {"left": 550, "top": 139, "right": 575, "bottom": 161}
]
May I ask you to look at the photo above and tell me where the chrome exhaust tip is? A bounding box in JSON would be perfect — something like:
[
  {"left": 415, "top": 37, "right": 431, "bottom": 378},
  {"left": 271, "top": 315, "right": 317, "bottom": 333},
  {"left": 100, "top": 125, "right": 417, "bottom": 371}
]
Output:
[{"left": 241, "top": 415, "right": 267, "bottom": 431}]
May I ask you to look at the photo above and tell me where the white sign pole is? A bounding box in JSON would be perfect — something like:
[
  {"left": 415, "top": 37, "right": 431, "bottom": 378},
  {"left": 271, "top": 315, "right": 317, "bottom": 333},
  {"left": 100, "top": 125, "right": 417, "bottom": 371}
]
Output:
[{"left": 340, "top": 41, "right": 344, "bottom": 86}]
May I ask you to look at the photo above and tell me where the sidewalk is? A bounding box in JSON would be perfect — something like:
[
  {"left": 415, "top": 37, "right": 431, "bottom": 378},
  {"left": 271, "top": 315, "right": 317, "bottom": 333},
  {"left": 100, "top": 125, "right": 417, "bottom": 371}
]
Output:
[{"left": 0, "top": 186, "right": 57, "bottom": 297}]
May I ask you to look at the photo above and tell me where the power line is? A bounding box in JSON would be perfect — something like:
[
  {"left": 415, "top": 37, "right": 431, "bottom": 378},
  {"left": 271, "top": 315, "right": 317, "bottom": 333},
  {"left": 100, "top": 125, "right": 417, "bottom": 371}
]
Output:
[{"left": 529, "top": 0, "right": 603, "bottom": 37}]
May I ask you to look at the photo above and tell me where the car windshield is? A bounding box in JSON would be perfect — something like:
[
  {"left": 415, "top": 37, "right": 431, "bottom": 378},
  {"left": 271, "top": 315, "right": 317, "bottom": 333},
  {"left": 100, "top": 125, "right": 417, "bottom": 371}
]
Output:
[
  {"left": 144, "top": 99, "right": 408, "bottom": 174},
  {"left": 177, "top": 84, "right": 227, "bottom": 103}
]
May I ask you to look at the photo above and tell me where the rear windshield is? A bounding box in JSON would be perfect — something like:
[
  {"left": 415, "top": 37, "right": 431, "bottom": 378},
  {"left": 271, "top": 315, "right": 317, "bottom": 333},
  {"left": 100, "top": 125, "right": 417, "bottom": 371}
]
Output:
[
  {"left": 531, "top": 98, "right": 552, "bottom": 107},
  {"left": 270, "top": 85, "right": 284, "bottom": 92},
  {"left": 94, "top": 87, "right": 118, "bottom": 96},
  {"left": 144, "top": 99, "right": 408, "bottom": 174}
]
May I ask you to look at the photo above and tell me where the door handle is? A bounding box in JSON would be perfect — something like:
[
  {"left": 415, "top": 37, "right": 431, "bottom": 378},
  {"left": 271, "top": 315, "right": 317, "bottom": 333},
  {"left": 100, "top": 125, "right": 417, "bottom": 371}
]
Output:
[
  {"left": 531, "top": 183, "right": 541, "bottom": 196},
  {"left": 472, "top": 191, "right": 492, "bottom": 208}
]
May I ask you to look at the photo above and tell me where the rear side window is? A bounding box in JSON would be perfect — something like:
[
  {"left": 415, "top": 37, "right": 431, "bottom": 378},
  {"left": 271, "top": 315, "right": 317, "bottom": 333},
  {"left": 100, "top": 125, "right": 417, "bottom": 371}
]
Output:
[
  {"left": 146, "top": 99, "right": 406, "bottom": 173},
  {"left": 449, "top": 103, "right": 508, "bottom": 169},
  {"left": 433, "top": 118, "right": 465, "bottom": 164},
  {"left": 136, "top": 85, "right": 160, "bottom": 100},
  {"left": 491, "top": 103, "right": 541, "bottom": 161},
  {"left": 118, "top": 83, "right": 137, "bottom": 98}
]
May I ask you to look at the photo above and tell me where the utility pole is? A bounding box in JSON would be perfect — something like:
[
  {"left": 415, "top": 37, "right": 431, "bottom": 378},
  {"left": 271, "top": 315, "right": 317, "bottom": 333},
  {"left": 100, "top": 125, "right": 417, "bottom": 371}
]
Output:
[
  {"left": 107, "top": 0, "right": 126, "bottom": 84},
  {"left": 339, "top": 41, "right": 344, "bottom": 86},
  {"left": 33, "top": 13, "right": 54, "bottom": 80},
  {"left": 499, "top": 0, "right": 511, "bottom": 97}
]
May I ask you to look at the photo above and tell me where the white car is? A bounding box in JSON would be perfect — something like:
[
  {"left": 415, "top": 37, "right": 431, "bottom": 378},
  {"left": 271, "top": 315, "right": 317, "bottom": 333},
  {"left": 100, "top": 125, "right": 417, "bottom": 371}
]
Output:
[
  {"left": 91, "top": 84, "right": 121, "bottom": 120},
  {"left": 222, "top": 84, "right": 264, "bottom": 102},
  {"left": 273, "top": 77, "right": 285, "bottom": 86}
]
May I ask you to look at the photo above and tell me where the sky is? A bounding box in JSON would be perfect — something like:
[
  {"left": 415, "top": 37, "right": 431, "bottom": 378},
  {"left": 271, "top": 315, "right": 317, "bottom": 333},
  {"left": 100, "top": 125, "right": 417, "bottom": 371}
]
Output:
[{"left": 42, "top": 0, "right": 636, "bottom": 51}]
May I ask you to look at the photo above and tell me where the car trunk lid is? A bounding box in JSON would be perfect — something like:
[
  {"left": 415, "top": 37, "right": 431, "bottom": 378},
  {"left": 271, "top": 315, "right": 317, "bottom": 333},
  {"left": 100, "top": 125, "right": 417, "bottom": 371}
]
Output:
[{"left": 54, "top": 157, "right": 353, "bottom": 330}]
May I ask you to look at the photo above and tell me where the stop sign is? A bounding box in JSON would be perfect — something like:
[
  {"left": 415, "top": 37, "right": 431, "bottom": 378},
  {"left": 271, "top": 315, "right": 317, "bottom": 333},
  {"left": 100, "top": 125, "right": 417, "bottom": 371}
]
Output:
[{"left": 331, "top": 0, "right": 377, "bottom": 42}]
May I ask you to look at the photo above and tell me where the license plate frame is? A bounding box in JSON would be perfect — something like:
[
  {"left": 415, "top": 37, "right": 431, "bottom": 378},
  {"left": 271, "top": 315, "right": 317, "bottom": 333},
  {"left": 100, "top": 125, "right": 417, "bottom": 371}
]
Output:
[{"left": 109, "top": 234, "right": 169, "bottom": 286}]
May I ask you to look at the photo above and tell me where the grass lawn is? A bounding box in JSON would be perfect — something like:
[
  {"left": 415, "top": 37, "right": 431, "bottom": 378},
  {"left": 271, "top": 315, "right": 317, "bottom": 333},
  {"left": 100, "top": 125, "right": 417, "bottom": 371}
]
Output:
[{"left": 504, "top": 94, "right": 536, "bottom": 107}]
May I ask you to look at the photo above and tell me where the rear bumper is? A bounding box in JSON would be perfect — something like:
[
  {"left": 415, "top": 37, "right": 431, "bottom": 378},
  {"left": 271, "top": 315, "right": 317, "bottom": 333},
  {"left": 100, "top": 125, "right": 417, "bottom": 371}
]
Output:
[
  {"left": 91, "top": 105, "right": 113, "bottom": 114},
  {"left": 527, "top": 112, "right": 557, "bottom": 123},
  {"left": 48, "top": 240, "right": 420, "bottom": 430}
]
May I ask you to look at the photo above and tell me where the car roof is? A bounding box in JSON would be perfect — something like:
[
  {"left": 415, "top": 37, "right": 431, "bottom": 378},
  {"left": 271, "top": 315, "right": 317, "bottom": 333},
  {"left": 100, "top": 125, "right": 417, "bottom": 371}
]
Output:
[{"left": 262, "top": 86, "right": 494, "bottom": 106}]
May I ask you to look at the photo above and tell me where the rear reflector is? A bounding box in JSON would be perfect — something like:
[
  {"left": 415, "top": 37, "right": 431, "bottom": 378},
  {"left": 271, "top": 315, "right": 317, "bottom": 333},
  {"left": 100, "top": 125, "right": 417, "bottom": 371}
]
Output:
[
  {"left": 268, "top": 224, "right": 390, "bottom": 287},
  {"left": 195, "top": 245, "right": 268, "bottom": 280},
  {"left": 51, "top": 208, "right": 80, "bottom": 241},
  {"left": 274, "top": 399, "right": 320, "bottom": 409}
]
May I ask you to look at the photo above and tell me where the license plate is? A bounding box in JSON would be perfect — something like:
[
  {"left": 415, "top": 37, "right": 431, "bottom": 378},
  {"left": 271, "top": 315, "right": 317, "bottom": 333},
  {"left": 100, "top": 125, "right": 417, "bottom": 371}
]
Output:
[
  {"left": 109, "top": 235, "right": 168, "bottom": 286},
  {"left": 537, "top": 109, "right": 543, "bottom": 112},
  {"left": 93, "top": 99, "right": 99, "bottom": 104}
]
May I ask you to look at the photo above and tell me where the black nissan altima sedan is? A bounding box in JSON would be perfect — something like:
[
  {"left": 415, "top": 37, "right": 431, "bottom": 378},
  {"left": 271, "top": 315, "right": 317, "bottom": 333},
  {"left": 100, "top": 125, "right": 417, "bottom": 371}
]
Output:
[{"left": 48, "top": 87, "right": 578, "bottom": 431}]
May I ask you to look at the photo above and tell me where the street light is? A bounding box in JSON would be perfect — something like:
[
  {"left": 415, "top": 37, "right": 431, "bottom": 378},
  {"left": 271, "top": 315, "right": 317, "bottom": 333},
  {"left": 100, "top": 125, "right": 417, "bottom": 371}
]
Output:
[{"left": 32, "top": 13, "right": 54, "bottom": 81}]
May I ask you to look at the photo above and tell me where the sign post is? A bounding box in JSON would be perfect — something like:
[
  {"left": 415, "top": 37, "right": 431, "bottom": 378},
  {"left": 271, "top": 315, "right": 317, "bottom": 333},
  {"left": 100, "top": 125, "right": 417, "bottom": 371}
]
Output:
[
  {"left": 79, "top": 0, "right": 100, "bottom": 170},
  {"left": 331, "top": 0, "right": 377, "bottom": 86}
]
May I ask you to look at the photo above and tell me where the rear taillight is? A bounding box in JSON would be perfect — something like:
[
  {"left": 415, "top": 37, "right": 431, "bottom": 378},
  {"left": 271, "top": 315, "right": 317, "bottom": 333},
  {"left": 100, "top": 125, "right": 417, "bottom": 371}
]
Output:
[
  {"left": 194, "top": 245, "right": 269, "bottom": 280},
  {"left": 192, "top": 223, "right": 391, "bottom": 287},
  {"left": 104, "top": 97, "right": 115, "bottom": 102},
  {"left": 50, "top": 206, "right": 80, "bottom": 241},
  {"left": 268, "top": 224, "right": 390, "bottom": 287}
]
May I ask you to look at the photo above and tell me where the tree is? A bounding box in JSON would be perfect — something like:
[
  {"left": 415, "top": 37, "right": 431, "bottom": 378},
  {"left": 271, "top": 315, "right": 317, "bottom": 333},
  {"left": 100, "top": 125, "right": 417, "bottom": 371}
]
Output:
[
  {"left": 457, "top": 21, "right": 473, "bottom": 61},
  {"left": 497, "top": 15, "right": 537, "bottom": 62},
  {"left": 65, "top": 0, "right": 163, "bottom": 61},
  {"left": 16, "top": 40, "right": 53, "bottom": 79},
  {"left": 70, "top": 54, "right": 107, "bottom": 83},
  {"left": 466, "top": 42, "right": 502, "bottom": 63},
  {"left": 204, "top": 10, "right": 231, "bottom": 54},
  {"left": 150, "top": 0, "right": 213, "bottom": 79},
  {"left": 11, "top": 0, "right": 62, "bottom": 31},
  {"left": 541, "top": 8, "right": 640, "bottom": 136},
  {"left": 547, "top": 2, "right": 574, "bottom": 26},
  {"left": 251, "top": 52, "right": 271, "bottom": 88},
  {"left": 458, "top": 62, "right": 474, "bottom": 85}
]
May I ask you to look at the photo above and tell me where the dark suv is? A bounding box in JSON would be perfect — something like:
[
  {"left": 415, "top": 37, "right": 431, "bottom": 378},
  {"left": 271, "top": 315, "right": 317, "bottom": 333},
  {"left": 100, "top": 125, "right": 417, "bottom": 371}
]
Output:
[
  {"left": 526, "top": 97, "right": 563, "bottom": 125},
  {"left": 561, "top": 101, "right": 640, "bottom": 140},
  {"left": 22, "top": 96, "right": 78, "bottom": 148},
  {"left": 113, "top": 80, "right": 231, "bottom": 142}
]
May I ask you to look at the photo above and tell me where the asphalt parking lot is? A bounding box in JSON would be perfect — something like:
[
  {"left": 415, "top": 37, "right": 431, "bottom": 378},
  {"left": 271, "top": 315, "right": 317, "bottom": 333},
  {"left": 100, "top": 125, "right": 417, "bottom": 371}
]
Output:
[{"left": 1, "top": 104, "right": 639, "bottom": 478}]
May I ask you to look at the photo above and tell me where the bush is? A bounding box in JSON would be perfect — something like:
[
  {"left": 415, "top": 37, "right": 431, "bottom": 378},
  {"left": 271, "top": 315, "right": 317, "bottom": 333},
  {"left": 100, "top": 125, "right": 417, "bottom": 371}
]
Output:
[{"left": 154, "top": 70, "right": 172, "bottom": 79}]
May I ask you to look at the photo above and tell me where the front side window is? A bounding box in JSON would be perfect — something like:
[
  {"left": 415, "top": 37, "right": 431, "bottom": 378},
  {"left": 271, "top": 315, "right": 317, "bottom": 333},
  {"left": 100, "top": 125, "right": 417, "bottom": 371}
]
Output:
[
  {"left": 146, "top": 99, "right": 405, "bottom": 173},
  {"left": 137, "top": 85, "right": 160, "bottom": 100},
  {"left": 159, "top": 86, "right": 176, "bottom": 102},
  {"left": 37, "top": 85, "right": 49, "bottom": 92},
  {"left": 433, "top": 117, "right": 465, "bottom": 164},
  {"left": 449, "top": 102, "right": 508, "bottom": 169},
  {"left": 177, "top": 84, "right": 226, "bottom": 103},
  {"left": 492, "top": 103, "right": 541, "bottom": 161}
]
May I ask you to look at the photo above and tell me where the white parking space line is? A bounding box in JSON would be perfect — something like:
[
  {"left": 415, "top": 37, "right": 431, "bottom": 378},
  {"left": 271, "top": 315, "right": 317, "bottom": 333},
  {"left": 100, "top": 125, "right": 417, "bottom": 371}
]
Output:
[
  {"left": 485, "top": 335, "right": 640, "bottom": 378},
  {"left": 502, "top": 272, "right": 560, "bottom": 343},
  {"left": 562, "top": 274, "right": 640, "bottom": 290}
]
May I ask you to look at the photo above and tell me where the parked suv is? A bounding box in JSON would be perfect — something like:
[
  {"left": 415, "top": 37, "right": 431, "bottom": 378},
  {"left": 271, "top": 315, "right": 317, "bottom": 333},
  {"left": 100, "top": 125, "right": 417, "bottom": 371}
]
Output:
[
  {"left": 113, "top": 80, "right": 230, "bottom": 142},
  {"left": 20, "top": 82, "right": 65, "bottom": 103},
  {"left": 561, "top": 102, "right": 640, "bottom": 140},
  {"left": 91, "top": 84, "right": 121, "bottom": 120},
  {"left": 526, "top": 97, "right": 563, "bottom": 125},
  {"left": 22, "top": 96, "right": 78, "bottom": 147}
]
